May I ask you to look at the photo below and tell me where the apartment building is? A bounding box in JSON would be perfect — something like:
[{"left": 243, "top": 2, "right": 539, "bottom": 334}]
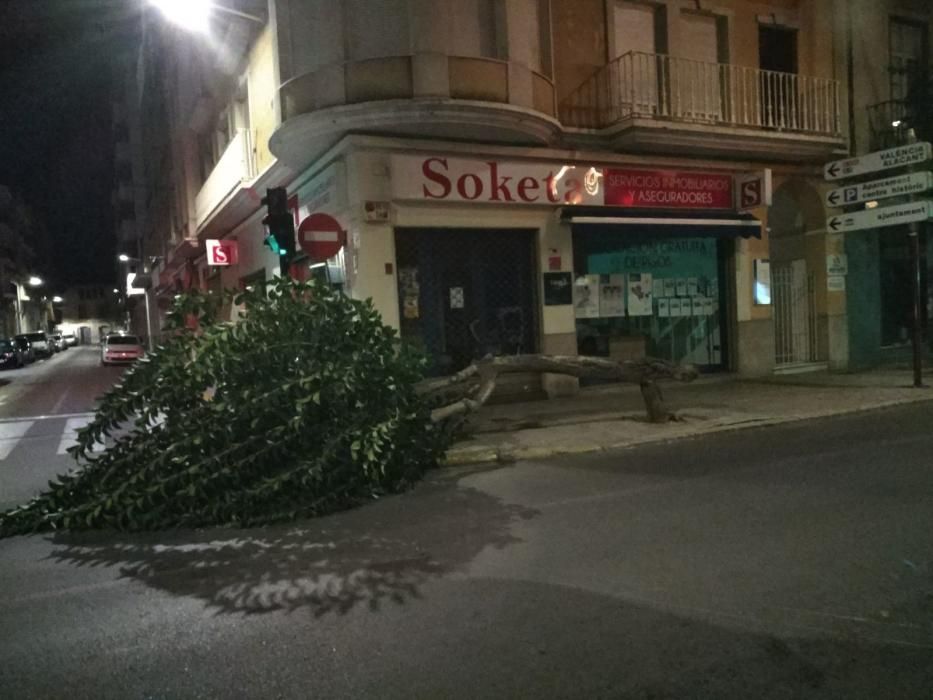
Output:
[
  {"left": 842, "top": 0, "right": 933, "bottom": 368},
  {"left": 131, "top": 0, "right": 886, "bottom": 386}
]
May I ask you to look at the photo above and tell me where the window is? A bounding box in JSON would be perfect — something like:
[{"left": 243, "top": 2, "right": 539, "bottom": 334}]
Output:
[
  {"left": 889, "top": 17, "right": 927, "bottom": 102},
  {"left": 613, "top": 1, "right": 665, "bottom": 57}
]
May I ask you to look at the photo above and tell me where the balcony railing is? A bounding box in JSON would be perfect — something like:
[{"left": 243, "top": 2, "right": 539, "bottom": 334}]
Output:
[
  {"left": 866, "top": 99, "right": 910, "bottom": 151},
  {"left": 560, "top": 51, "right": 841, "bottom": 137},
  {"left": 194, "top": 128, "right": 255, "bottom": 228}
]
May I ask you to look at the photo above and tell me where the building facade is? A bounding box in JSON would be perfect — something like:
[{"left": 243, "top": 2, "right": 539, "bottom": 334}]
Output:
[{"left": 127, "top": 0, "right": 933, "bottom": 388}]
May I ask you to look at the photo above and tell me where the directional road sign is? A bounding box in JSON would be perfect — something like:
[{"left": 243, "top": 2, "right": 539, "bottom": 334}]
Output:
[
  {"left": 824, "top": 142, "right": 932, "bottom": 181},
  {"left": 825, "top": 171, "right": 933, "bottom": 208},
  {"left": 826, "top": 201, "right": 933, "bottom": 233}
]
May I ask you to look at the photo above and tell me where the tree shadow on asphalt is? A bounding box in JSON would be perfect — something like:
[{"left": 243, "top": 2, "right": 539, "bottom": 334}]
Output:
[{"left": 45, "top": 479, "right": 538, "bottom": 618}]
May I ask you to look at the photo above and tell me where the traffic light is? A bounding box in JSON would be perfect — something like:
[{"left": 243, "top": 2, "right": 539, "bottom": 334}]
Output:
[{"left": 261, "top": 187, "right": 295, "bottom": 259}]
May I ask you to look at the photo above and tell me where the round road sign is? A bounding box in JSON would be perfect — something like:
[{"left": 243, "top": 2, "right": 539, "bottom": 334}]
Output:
[{"left": 297, "top": 213, "right": 345, "bottom": 261}]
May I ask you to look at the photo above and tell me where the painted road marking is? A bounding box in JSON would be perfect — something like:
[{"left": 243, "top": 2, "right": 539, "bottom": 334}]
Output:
[
  {"left": 0, "top": 412, "right": 95, "bottom": 424},
  {"left": 0, "top": 421, "right": 36, "bottom": 460},
  {"left": 57, "top": 417, "right": 105, "bottom": 455}
]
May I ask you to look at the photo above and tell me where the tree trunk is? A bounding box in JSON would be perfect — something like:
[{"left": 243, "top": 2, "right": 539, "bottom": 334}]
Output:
[{"left": 421, "top": 354, "right": 697, "bottom": 424}]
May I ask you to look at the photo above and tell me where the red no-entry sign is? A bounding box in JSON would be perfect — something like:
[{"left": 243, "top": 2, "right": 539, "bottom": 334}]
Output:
[{"left": 297, "top": 213, "right": 345, "bottom": 261}]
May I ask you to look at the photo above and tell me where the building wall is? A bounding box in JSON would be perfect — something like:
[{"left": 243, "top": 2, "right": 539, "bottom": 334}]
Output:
[{"left": 248, "top": 25, "right": 279, "bottom": 173}]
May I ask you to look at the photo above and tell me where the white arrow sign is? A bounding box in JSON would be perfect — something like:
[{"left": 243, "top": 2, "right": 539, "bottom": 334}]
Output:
[
  {"left": 825, "top": 172, "right": 933, "bottom": 207},
  {"left": 824, "top": 142, "right": 932, "bottom": 181},
  {"left": 826, "top": 201, "right": 933, "bottom": 233}
]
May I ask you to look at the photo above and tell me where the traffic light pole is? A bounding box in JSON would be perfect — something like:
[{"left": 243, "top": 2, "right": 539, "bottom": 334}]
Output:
[{"left": 909, "top": 222, "right": 924, "bottom": 387}]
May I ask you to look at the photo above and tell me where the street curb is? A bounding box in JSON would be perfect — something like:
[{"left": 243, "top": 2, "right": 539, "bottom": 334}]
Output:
[{"left": 442, "top": 393, "right": 933, "bottom": 467}]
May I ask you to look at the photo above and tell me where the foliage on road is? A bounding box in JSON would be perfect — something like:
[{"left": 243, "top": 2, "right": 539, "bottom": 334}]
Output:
[{"left": 0, "top": 278, "right": 448, "bottom": 535}]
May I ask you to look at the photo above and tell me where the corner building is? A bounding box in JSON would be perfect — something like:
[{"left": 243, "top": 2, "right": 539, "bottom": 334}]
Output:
[{"left": 138, "top": 0, "right": 852, "bottom": 391}]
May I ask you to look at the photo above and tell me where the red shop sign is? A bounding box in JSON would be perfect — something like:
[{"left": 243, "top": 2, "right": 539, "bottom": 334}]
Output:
[{"left": 604, "top": 168, "right": 733, "bottom": 209}]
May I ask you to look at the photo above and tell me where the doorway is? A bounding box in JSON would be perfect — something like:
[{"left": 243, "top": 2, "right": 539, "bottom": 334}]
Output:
[
  {"left": 395, "top": 228, "right": 538, "bottom": 375},
  {"left": 759, "top": 25, "right": 798, "bottom": 128}
]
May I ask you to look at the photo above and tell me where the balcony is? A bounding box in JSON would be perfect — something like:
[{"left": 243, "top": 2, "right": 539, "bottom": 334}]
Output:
[
  {"left": 560, "top": 52, "right": 845, "bottom": 161},
  {"left": 194, "top": 128, "right": 256, "bottom": 229},
  {"left": 867, "top": 100, "right": 910, "bottom": 151},
  {"left": 271, "top": 55, "right": 560, "bottom": 168}
]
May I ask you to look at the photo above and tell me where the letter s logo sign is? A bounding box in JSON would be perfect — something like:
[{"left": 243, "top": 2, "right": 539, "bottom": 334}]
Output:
[
  {"left": 742, "top": 180, "right": 760, "bottom": 208},
  {"left": 215, "top": 245, "right": 228, "bottom": 264}
]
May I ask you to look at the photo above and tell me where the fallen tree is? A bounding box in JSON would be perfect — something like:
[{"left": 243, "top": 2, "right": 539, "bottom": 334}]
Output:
[
  {"left": 0, "top": 278, "right": 697, "bottom": 537},
  {"left": 420, "top": 354, "right": 698, "bottom": 425}
]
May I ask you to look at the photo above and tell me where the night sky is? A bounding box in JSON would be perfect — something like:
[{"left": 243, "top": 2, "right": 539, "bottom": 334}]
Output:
[{"left": 0, "top": 0, "right": 138, "bottom": 291}]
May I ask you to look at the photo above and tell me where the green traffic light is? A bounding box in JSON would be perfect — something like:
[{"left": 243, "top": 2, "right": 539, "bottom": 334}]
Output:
[{"left": 264, "top": 234, "right": 284, "bottom": 256}]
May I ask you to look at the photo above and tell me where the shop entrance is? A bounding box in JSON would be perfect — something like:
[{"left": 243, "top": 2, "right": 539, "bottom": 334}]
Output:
[{"left": 395, "top": 228, "right": 537, "bottom": 375}]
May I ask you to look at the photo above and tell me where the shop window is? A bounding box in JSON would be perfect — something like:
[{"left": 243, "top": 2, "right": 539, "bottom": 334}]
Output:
[{"left": 573, "top": 233, "right": 728, "bottom": 370}]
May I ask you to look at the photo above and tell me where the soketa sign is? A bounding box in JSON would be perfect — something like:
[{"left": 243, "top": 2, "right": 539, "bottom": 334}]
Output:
[{"left": 390, "top": 155, "right": 735, "bottom": 210}]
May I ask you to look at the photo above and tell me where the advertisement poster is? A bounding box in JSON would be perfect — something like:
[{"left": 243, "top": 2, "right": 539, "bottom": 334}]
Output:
[
  {"left": 669, "top": 298, "right": 684, "bottom": 317},
  {"left": 663, "top": 278, "right": 677, "bottom": 297},
  {"left": 599, "top": 275, "right": 625, "bottom": 317},
  {"left": 574, "top": 275, "right": 600, "bottom": 318},
  {"left": 653, "top": 277, "right": 666, "bottom": 299},
  {"left": 692, "top": 297, "right": 704, "bottom": 316},
  {"left": 627, "top": 273, "right": 653, "bottom": 316},
  {"left": 687, "top": 277, "right": 699, "bottom": 297},
  {"left": 676, "top": 278, "right": 688, "bottom": 297},
  {"left": 399, "top": 267, "right": 420, "bottom": 319},
  {"left": 702, "top": 297, "right": 714, "bottom": 316},
  {"left": 657, "top": 298, "right": 670, "bottom": 318}
]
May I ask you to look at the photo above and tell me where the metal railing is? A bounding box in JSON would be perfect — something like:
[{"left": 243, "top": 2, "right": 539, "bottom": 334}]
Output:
[
  {"left": 866, "top": 99, "right": 910, "bottom": 151},
  {"left": 560, "top": 51, "right": 841, "bottom": 137}
]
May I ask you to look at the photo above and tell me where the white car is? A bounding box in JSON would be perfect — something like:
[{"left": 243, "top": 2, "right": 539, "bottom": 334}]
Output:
[{"left": 101, "top": 334, "right": 145, "bottom": 365}]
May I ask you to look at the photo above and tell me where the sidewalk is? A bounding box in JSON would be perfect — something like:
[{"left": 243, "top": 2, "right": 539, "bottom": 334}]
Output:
[{"left": 444, "top": 368, "right": 933, "bottom": 465}]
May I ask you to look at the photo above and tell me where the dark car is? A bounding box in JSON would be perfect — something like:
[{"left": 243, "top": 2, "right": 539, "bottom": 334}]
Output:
[
  {"left": 15, "top": 332, "right": 52, "bottom": 359},
  {"left": 0, "top": 339, "right": 25, "bottom": 369},
  {"left": 12, "top": 337, "right": 35, "bottom": 364}
]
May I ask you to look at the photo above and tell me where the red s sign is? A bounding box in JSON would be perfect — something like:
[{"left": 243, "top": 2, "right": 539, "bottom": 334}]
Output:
[{"left": 206, "top": 239, "right": 238, "bottom": 266}]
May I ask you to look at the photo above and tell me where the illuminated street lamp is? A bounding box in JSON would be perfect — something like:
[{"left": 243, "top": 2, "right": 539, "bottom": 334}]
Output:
[
  {"left": 52, "top": 296, "right": 64, "bottom": 303},
  {"left": 118, "top": 253, "right": 132, "bottom": 262},
  {"left": 148, "top": 0, "right": 263, "bottom": 33},
  {"left": 28, "top": 276, "right": 43, "bottom": 287}
]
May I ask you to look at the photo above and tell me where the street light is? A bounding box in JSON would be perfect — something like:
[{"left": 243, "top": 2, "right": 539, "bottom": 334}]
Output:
[
  {"left": 52, "top": 296, "right": 63, "bottom": 303},
  {"left": 118, "top": 253, "right": 132, "bottom": 262},
  {"left": 148, "top": 0, "right": 264, "bottom": 32},
  {"left": 28, "top": 276, "right": 43, "bottom": 287}
]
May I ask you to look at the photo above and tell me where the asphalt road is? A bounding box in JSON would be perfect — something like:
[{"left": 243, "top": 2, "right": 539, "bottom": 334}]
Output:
[
  {"left": 0, "top": 345, "right": 124, "bottom": 511},
  {"left": 0, "top": 352, "right": 932, "bottom": 698}
]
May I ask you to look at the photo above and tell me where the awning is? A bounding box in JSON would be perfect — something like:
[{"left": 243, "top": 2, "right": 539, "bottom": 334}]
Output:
[{"left": 566, "top": 208, "right": 762, "bottom": 239}]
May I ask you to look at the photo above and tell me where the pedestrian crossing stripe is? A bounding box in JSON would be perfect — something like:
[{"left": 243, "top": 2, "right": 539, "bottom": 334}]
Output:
[
  {"left": 57, "top": 417, "right": 106, "bottom": 455},
  {"left": 0, "top": 421, "right": 36, "bottom": 460}
]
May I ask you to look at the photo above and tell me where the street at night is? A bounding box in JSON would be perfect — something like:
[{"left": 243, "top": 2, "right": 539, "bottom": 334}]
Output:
[{"left": 1, "top": 353, "right": 931, "bottom": 698}]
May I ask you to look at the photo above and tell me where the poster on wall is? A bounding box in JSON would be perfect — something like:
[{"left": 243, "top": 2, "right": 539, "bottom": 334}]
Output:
[
  {"left": 573, "top": 275, "right": 600, "bottom": 318},
  {"left": 702, "top": 297, "right": 714, "bottom": 316},
  {"left": 599, "top": 275, "right": 625, "bottom": 317},
  {"left": 543, "top": 272, "right": 573, "bottom": 306},
  {"left": 676, "top": 278, "right": 688, "bottom": 297},
  {"left": 692, "top": 297, "right": 704, "bottom": 316},
  {"left": 652, "top": 277, "right": 665, "bottom": 299},
  {"left": 657, "top": 298, "right": 670, "bottom": 318},
  {"left": 669, "top": 298, "right": 684, "bottom": 317},
  {"left": 627, "top": 273, "right": 653, "bottom": 316},
  {"left": 687, "top": 277, "right": 699, "bottom": 297},
  {"left": 399, "top": 267, "right": 420, "bottom": 319},
  {"left": 663, "top": 278, "right": 676, "bottom": 297}
]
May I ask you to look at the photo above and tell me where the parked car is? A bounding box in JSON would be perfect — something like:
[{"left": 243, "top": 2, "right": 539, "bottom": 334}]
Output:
[
  {"left": 12, "top": 336, "right": 35, "bottom": 364},
  {"left": 15, "top": 332, "right": 52, "bottom": 359},
  {"left": 101, "top": 333, "right": 145, "bottom": 365},
  {"left": 62, "top": 332, "right": 78, "bottom": 347},
  {"left": 50, "top": 332, "right": 66, "bottom": 352},
  {"left": 0, "top": 339, "right": 26, "bottom": 369}
]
